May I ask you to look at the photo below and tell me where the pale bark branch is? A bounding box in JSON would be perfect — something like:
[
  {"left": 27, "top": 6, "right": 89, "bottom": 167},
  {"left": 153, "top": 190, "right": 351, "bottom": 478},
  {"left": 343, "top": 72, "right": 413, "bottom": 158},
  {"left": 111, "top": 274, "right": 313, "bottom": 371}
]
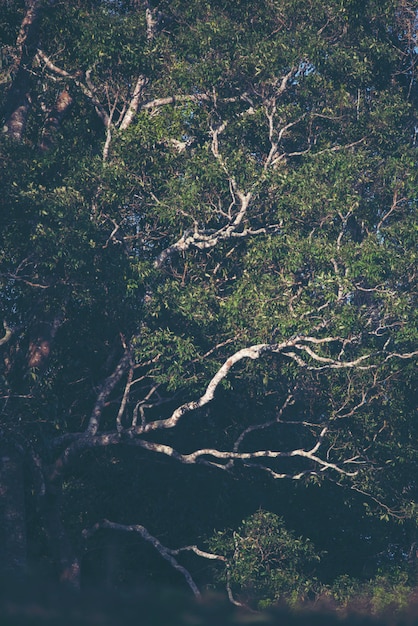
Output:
[
  {"left": 233, "top": 393, "right": 294, "bottom": 451},
  {"left": 145, "top": 2, "right": 161, "bottom": 41},
  {"left": 36, "top": 48, "right": 73, "bottom": 78},
  {"left": 35, "top": 51, "right": 248, "bottom": 132},
  {"left": 154, "top": 222, "right": 279, "bottom": 268},
  {"left": 384, "top": 350, "right": 418, "bottom": 360},
  {"left": 82, "top": 518, "right": 246, "bottom": 602},
  {"left": 241, "top": 464, "right": 322, "bottom": 480},
  {"left": 50, "top": 336, "right": 417, "bottom": 483},
  {"left": 0, "top": 270, "right": 49, "bottom": 288},
  {"left": 155, "top": 122, "right": 260, "bottom": 267},
  {"left": 154, "top": 68, "right": 298, "bottom": 266},
  {"left": 128, "top": 431, "right": 358, "bottom": 477},
  {"left": 376, "top": 188, "right": 406, "bottom": 232},
  {"left": 119, "top": 75, "right": 148, "bottom": 130},
  {"left": 139, "top": 93, "right": 244, "bottom": 111},
  {"left": 102, "top": 93, "right": 119, "bottom": 162},
  {"left": 86, "top": 350, "right": 132, "bottom": 436},
  {"left": 116, "top": 362, "right": 134, "bottom": 433},
  {"left": 275, "top": 67, "right": 297, "bottom": 97},
  {"left": 36, "top": 50, "right": 111, "bottom": 125},
  {"left": 83, "top": 519, "right": 224, "bottom": 597},
  {"left": 84, "top": 68, "right": 110, "bottom": 126},
  {"left": 139, "top": 336, "right": 372, "bottom": 433},
  {"left": 348, "top": 485, "right": 406, "bottom": 520},
  {"left": 312, "top": 137, "right": 366, "bottom": 156}
]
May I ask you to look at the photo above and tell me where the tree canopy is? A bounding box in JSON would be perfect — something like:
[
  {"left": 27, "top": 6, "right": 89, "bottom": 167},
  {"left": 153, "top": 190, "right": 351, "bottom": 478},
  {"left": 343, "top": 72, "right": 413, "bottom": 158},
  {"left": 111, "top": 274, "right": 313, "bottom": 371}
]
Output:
[{"left": 0, "top": 0, "right": 417, "bottom": 605}]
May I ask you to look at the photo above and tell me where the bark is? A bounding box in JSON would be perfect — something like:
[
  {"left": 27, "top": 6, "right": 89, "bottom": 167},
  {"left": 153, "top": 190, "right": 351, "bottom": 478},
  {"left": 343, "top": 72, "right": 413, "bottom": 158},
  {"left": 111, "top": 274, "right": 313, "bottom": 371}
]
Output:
[
  {"left": 2, "top": 1, "right": 43, "bottom": 141},
  {"left": 145, "top": 1, "right": 161, "bottom": 41},
  {"left": 119, "top": 75, "right": 148, "bottom": 131},
  {"left": 0, "top": 439, "right": 27, "bottom": 579}
]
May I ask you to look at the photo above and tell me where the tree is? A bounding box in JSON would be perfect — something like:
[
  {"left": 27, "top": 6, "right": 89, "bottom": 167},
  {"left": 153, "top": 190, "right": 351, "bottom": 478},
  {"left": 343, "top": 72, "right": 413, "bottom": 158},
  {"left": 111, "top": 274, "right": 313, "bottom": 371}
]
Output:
[
  {"left": 208, "top": 510, "right": 321, "bottom": 608},
  {"left": 0, "top": 0, "right": 417, "bottom": 596}
]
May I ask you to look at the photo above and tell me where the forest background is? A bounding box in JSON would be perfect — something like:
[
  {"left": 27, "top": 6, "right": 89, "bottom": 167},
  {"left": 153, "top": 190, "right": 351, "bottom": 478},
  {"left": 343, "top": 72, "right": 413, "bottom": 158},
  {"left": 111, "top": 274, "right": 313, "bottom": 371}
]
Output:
[{"left": 0, "top": 0, "right": 418, "bottom": 614}]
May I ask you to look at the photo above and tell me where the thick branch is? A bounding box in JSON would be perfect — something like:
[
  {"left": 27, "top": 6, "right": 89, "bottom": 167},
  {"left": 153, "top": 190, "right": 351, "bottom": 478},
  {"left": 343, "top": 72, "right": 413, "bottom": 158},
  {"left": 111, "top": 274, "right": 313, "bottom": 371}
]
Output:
[
  {"left": 2, "top": 0, "right": 45, "bottom": 140},
  {"left": 145, "top": 2, "right": 161, "bottom": 41},
  {"left": 34, "top": 51, "right": 250, "bottom": 133},
  {"left": 139, "top": 93, "right": 246, "bottom": 111},
  {"left": 86, "top": 350, "right": 132, "bottom": 436},
  {"left": 139, "top": 336, "right": 372, "bottom": 433},
  {"left": 119, "top": 75, "right": 148, "bottom": 130},
  {"left": 36, "top": 48, "right": 72, "bottom": 78},
  {"left": 50, "top": 337, "right": 415, "bottom": 482}
]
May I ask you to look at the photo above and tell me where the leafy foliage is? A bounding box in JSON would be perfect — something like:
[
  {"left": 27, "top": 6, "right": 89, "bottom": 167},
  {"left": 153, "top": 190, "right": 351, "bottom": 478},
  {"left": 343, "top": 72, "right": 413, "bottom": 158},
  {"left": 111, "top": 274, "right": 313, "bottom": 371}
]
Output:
[
  {"left": 209, "top": 511, "right": 321, "bottom": 608},
  {"left": 0, "top": 0, "right": 417, "bottom": 604}
]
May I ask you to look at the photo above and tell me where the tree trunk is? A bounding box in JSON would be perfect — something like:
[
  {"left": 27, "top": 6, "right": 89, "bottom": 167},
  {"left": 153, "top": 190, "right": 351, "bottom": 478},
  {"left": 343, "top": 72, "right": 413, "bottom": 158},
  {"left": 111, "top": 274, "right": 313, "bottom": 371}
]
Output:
[
  {"left": 2, "top": 0, "right": 43, "bottom": 141},
  {"left": 0, "top": 441, "right": 27, "bottom": 580},
  {"left": 42, "top": 481, "right": 81, "bottom": 589}
]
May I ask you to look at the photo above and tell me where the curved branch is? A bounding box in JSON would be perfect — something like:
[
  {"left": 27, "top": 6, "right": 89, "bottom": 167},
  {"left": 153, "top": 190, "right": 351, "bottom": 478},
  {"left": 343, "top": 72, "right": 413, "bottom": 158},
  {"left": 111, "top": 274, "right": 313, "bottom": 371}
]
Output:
[
  {"left": 233, "top": 393, "right": 294, "bottom": 451},
  {"left": 50, "top": 336, "right": 416, "bottom": 482},
  {"left": 83, "top": 519, "right": 225, "bottom": 597},
  {"left": 0, "top": 322, "right": 13, "bottom": 347},
  {"left": 139, "top": 336, "right": 371, "bottom": 433}
]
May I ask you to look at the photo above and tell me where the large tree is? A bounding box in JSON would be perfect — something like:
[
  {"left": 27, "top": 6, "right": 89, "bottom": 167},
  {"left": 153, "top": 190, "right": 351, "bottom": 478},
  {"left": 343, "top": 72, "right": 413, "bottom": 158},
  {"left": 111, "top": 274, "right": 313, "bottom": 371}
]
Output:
[{"left": 0, "top": 0, "right": 417, "bottom": 596}]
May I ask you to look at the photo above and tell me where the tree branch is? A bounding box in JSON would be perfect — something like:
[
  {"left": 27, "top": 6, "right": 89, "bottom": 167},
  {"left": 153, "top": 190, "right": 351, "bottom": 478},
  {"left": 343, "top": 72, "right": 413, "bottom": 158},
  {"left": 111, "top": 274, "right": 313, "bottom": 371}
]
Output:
[
  {"left": 119, "top": 75, "right": 148, "bottom": 130},
  {"left": 127, "top": 428, "right": 358, "bottom": 477},
  {"left": 50, "top": 336, "right": 416, "bottom": 483},
  {"left": 86, "top": 350, "right": 132, "bottom": 436},
  {"left": 0, "top": 321, "right": 13, "bottom": 347},
  {"left": 138, "top": 336, "right": 373, "bottom": 433},
  {"left": 83, "top": 519, "right": 225, "bottom": 597}
]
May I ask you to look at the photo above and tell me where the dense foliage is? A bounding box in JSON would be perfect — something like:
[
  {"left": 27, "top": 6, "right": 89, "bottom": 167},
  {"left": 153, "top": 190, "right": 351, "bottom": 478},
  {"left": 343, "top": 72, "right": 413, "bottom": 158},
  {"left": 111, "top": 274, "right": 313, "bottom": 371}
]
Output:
[
  {"left": 0, "top": 0, "right": 417, "bottom": 608},
  {"left": 209, "top": 510, "right": 321, "bottom": 607}
]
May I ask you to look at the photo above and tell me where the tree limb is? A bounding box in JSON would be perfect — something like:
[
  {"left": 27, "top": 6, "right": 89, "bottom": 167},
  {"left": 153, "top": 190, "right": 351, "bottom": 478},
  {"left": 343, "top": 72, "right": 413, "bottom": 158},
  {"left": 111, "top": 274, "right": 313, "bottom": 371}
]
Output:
[
  {"left": 86, "top": 350, "right": 132, "bottom": 436},
  {"left": 119, "top": 75, "right": 148, "bottom": 130},
  {"left": 83, "top": 519, "right": 225, "bottom": 597},
  {"left": 138, "top": 336, "right": 373, "bottom": 433},
  {"left": 0, "top": 322, "right": 13, "bottom": 347},
  {"left": 50, "top": 336, "right": 416, "bottom": 483}
]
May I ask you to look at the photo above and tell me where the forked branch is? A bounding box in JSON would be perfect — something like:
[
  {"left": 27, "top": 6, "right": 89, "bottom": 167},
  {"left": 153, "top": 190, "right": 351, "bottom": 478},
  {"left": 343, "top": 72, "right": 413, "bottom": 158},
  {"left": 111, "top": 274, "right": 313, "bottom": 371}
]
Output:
[
  {"left": 83, "top": 519, "right": 226, "bottom": 597},
  {"left": 50, "top": 335, "right": 416, "bottom": 484},
  {"left": 155, "top": 121, "right": 278, "bottom": 267},
  {"left": 138, "top": 335, "right": 374, "bottom": 434}
]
